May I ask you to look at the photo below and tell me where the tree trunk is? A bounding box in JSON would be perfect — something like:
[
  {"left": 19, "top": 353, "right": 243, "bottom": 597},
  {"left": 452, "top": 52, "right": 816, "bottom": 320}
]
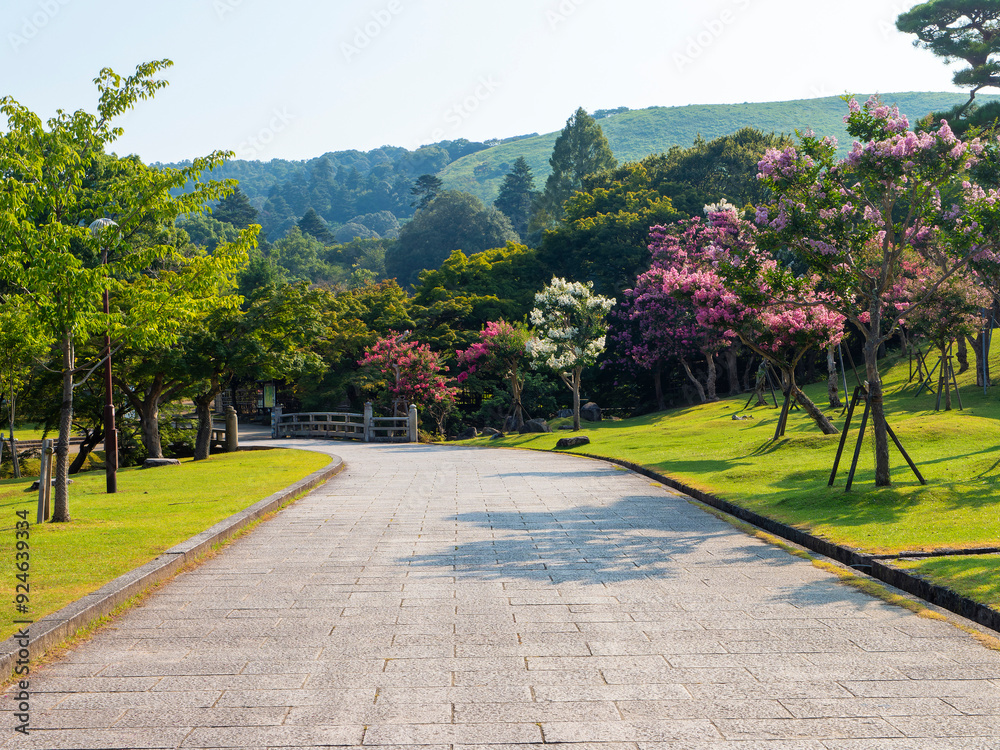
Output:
[
  {"left": 118, "top": 374, "right": 173, "bottom": 460},
  {"left": 69, "top": 426, "right": 105, "bottom": 475},
  {"left": 679, "top": 357, "right": 707, "bottom": 404},
  {"left": 864, "top": 332, "right": 891, "bottom": 487},
  {"left": 724, "top": 346, "right": 740, "bottom": 396},
  {"left": 791, "top": 380, "right": 839, "bottom": 435},
  {"left": 956, "top": 336, "right": 969, "bottom": 374},
  {"left": 194, "top": 396, "right": 214, "bottom": 461},
  {"left": 827, "top": 345, "right": 841, "bottom": 408},
  {"left": 52, "top": 335, "right": 74, "bottom": 522},
  {"left": 653, "top": 362, "right": 665, "bottom": 411},
  {"left": 968, "top": 332, "right": 991, "bottom": 388},
  {"left": 509, "top": 371, "right": 525, "bottom": 430},
  {"left": 705, "top": 350, "right": 718, "bottom": 402},
  {"left": 572, "top": 366, "right": 582, "bottom": 431}
]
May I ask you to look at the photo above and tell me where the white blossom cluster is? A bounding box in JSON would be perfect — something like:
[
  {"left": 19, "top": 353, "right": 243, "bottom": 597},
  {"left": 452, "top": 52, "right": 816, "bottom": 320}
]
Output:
[
  {"left": 526, "top": 277, "right": 613, "bottom": 373},
  {"left": 703, "top": 199, "right": 738, "bottom": 216}
]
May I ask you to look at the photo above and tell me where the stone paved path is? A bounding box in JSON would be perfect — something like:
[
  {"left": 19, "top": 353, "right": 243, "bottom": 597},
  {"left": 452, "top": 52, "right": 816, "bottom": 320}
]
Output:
[{"left": 4, "top": 441, "right": 1000, "bottom": 749}]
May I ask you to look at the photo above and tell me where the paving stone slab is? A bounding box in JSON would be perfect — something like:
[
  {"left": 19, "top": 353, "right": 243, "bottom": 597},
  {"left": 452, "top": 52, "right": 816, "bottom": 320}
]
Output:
[{"left": 4, "top": 441, "right": 1000, "bottom": 749}]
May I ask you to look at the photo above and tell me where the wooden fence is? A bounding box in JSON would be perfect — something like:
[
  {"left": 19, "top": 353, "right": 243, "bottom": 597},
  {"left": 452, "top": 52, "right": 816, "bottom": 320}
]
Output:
[{"left": 271, "top": 403, "right": 417, "bottom": 443}]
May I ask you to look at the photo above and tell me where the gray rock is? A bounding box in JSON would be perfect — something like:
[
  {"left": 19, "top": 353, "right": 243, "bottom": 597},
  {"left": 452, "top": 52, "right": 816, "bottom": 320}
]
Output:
[
  {"left": 556, "top": 408, "right": 574, "bottom": 419},
  {"left": 558, "top": 425, "right": 574, "bottom": 430},
  {"left": 518, "top": 418, "right": 552, "bottom": 434},
  {"left": 489, "top": 432, "right": 506, "bottom": 440},
  {"left": 556, "top": 436, "right": 591, "bottom": 449},
  {"left": 580, "top": 402, "right": 602, "bottom": 422},
  {"left": 457, "top": 427, "right": 479, "bottom": 440},
  {"left": 482, "top": 427, "right": 501, "bottom": 437},
  {"left": 141, "top": 458, "right": 182, "bottom": 469}
]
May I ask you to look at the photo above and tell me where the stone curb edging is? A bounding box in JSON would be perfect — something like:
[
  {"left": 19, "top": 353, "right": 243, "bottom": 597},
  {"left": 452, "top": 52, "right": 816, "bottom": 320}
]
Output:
[
  {"left": 1, "top": 452, "right": 344, "bottom": 679},
  {"left": 574, "top": 451, "right": 1000, "bottom": 635}
]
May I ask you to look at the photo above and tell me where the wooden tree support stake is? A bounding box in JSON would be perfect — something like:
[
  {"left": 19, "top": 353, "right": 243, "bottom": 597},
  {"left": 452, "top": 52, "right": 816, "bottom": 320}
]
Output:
[
  {"left": 829, "top": 385, "right": 926, "bottom": 491},
  {"left": 772, "top": 388, "right": 793, "bottom": 442},
  {"left": 829, "top": 386, "right": 863, "bottom": 486}
]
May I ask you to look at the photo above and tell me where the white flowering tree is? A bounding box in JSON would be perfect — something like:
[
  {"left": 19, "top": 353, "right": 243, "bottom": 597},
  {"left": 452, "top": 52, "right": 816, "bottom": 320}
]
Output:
[{"left": 526, "top": 277, "right": 614, "bottom": 431}]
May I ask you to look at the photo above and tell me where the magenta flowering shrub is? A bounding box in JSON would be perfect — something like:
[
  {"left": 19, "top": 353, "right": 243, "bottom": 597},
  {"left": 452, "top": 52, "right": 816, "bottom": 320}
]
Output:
[
  {"left": 455, "top": 320, "right": 528, "bottom": 382},
  {"left": 358, "top": 332, "right": 458, "bottom": 424}
]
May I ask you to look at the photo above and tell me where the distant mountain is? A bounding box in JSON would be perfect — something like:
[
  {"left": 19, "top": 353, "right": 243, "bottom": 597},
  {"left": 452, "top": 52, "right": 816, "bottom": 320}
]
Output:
[
  {"left": 167, "top": 92, "right": 995, "bottom": 241},
  {"left": 439, "top": 92, "right": 998, "bottom": 204}
]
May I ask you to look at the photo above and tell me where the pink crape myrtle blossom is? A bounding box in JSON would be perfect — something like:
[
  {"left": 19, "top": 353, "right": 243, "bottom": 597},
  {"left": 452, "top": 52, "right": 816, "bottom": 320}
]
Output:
[
  {"left": 619, "top": 208, "right": 843, "bottom": 433},
  {"left": 753, "top": 95, "right": 1000, "bottom": 486},
  {"left": 358, "top": 332, "right": 459, "bottom": 431}
]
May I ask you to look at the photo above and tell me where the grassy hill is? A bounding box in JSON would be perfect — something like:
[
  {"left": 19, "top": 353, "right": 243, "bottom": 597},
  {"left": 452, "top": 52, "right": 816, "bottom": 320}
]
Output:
[{"left": 442, "top": 92, "right": 997, "bottom": 205}]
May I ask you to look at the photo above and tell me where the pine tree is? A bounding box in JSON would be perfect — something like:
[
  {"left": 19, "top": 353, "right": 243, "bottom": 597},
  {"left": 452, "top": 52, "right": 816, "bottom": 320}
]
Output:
[
  {"left": 213, "top": 186, "right": 259, "bottom": 229},
  {"left": 493, "top": 157, "right": 538, "bottom": 240}
]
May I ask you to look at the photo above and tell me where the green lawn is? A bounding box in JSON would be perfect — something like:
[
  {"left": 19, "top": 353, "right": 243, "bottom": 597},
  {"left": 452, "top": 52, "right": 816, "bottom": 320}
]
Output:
[
  {"left": 462, "top": 343, "right": 1000, "bottom": 607},
  {"left": 1, "top": 424, "right": 54, "bottom": 441},
  {"left": 0, "top": 449, "right": 330, "bottom": 640}
]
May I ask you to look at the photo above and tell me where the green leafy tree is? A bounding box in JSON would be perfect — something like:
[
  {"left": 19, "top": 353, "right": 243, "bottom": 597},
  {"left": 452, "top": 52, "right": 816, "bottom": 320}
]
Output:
[
  {"left": 493, "top": 157, "right": 538, "bottom": 240},
  {"left": 181, "top": 283, "right": 327, "bottom": 460},
  {"left": 300, "top": 280, "right": 413, "bottom": 410},
  {"left": 539, "top": 162, "right": 683, "bottom": 297},
  {"left": 526, "top": 277, "right": 614, "bottom": 431},
  {"left": 408, "top": 243, "right": 544, "bottom": 352},
  {"left": 0, "top": 60, "right": 255, "bottom": 521},
  {"left": 535, "top": 108, "right": 617, "bottom": 226},
  {"left": 0, "top": 301, "right": 50, "bottom": 447},
  {"left": 177, "top": 211, "right": 241, "bottom": 252},
  {"left": 385, "top": 191, "right": 518, "bottom": 286}
]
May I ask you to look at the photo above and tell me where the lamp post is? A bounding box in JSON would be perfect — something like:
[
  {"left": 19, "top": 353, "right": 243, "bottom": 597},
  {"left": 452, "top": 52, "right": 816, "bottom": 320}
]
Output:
[{"left": 89, "top": 218, "right": 119, "bottom": 494}]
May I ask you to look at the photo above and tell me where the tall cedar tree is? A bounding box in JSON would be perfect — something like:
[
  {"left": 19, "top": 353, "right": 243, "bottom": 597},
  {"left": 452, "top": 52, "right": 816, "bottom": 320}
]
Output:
[
  {"left": 535, "top": 108, "right": 617, "bottom": 226},
  {"left": 298, "top": 208, "right": 335, "bottom": 244},
  {"left": 213, "top": 186, "right": 260, "bottom": 229},
  {"left": 410, "top": 174, "right": 443, "bottom": 209},
  {"left": 493, "top": 157, "right": 538, "bottom": 240}
]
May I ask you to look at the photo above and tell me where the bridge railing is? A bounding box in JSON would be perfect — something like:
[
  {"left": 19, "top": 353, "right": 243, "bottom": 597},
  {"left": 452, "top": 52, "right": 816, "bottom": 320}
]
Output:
[{"left": 271, "top": 403, "right": 418, "bottom": 443}]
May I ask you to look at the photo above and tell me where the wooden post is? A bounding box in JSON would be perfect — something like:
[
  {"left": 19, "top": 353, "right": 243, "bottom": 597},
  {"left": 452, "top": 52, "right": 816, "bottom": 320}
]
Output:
[
  {"left": 364, "top": 402, "right": 373, "bottom": 443},
  {"left": 772, "top": 389, "right": 792, "bottom": 442},
  {"left": 408, "top": 404, "right": 418, "bottom": 443},
  {"left": 225, "top": 406, "right": 239, "bottom": 452},
  {"left": 829, "top": 386, "right": 862, "bottom": 486},
  {"left": 10, "top": 437, "right": 20, "bottom": 479},
  {"left": 36, "top": 439, "right": 52, "bottom": 523},
  {"left": 845, "top": 393, "right": 873, "bottom": 492}
]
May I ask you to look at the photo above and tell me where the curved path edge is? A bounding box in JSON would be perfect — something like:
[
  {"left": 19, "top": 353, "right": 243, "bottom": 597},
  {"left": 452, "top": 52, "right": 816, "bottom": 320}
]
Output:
[
  {"left": 572, "top": 450, "right": 1000, "bottom": 635},
  {"left": 0, "top": 450, "right": 344, "bottom": 680}
]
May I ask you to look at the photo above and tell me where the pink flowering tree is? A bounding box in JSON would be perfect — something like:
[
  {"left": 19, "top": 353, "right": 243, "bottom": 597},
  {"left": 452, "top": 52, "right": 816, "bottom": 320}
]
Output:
[
  {"left": 650, "top": 208, "right": 844, "bottom": 434},
  {"left": 753, "top": 95, "right": 1000, "bottom": 485},
  {"left": 456, "top": 320, "right": 530, "bottom": 430},
  {"left": 624, "top": 222, "right": 739, "bottom": 403},
  {"left": 358, "top": 331, "right": 459, "bottom": 433},
  {"left": 900, "top": 269, "right": 991, "bottom": 409}
]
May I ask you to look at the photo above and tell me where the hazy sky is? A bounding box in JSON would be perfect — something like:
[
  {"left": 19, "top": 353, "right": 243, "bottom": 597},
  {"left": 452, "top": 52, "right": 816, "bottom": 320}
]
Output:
[{"left": 2, "top": 0, "right": 962, "bottom": 164}]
